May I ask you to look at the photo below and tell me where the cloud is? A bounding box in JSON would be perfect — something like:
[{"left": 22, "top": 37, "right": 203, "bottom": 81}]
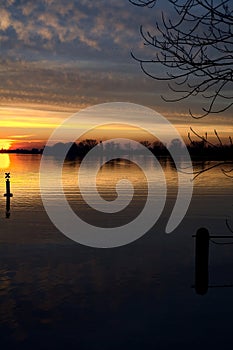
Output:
[
  {"left": 0, "top": 57, "right": 165, "bottom": 108},
  {"left": 9, "top": 134, "right": 35, "bottom": 139},
  {"left": 0, "top": 9, "right": 11, "bottom": 30},
  {"left": 37, "top": 27, "right": 53, "bottom": 41},
  {"left": 6, "top": 0, "right": 15, "bottom": 6},
  {"left": 20, "top": 2, "right": 37, "bottom": 16},
  {"left": 0, "top": 0, "right": 146, "bottom": 55},
  {"left": 0, "top": 0, "right": 232, "bottom": 124}
]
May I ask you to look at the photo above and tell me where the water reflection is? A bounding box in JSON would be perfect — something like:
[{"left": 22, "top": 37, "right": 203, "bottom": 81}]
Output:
[
  {"left": 0, "top": 245, "right": 161, "bottom": 345},
  {"left": 0, "top": 154, "right": 233, "bottom": 348},
  {"left": 1, "top": 155, "right": 232, "bottom": 209},
  {"left": 0, "top": 154, "right": 232, "bottom": 228},
  {"left": 5, "top": 195, "right": 11, "bottom": 218},
  {"left": 194, "top": 227, "right": 233, "bottom": 295}
]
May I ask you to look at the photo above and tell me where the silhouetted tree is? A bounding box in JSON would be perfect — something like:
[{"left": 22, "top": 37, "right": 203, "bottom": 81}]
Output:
[
  {"left": 130, "top": 0, "right": 233, "bottom": 118},
  {"left": 140, "top": 140, "right": 151, "bottom": 149},
  {"left": 83, "top": 139, "right": 98, "bottom": 150},
  {"left": 186, "top": 127, "right": 233, "bottom": 177}
]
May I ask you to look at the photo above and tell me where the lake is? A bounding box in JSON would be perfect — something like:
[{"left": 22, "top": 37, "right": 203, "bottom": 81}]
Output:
[{"left": 0, "top": 153, "right": 233, "bottom": 349}]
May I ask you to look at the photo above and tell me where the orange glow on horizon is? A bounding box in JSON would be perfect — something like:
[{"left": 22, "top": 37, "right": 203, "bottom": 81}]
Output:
[
  {"left": 0, "top": 139, "right": 12, "bottom": 150},
  {"left": 0, "top": 105, "right": 232, "bottom": 148}
]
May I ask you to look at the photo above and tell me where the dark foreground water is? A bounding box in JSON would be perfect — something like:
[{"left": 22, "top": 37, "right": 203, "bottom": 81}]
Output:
[{"left": 0, "top": 154, "right": 233, "bottom": 349}]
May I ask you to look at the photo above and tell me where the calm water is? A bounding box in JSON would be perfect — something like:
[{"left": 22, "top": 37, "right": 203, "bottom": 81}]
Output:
[{"left": 0, "top": 154, "right": 233, "bottom": 349}]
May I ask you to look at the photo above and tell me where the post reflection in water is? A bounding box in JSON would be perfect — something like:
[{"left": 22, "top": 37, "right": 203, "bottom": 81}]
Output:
[
  {"left": 194, "top": 227, "right": 233, "bottom": 295},
  {"left": 0, "top": 154, "right": 233, "bottom": 349},
  {"left": 5, "top": 195, "right": 11, "bottom": 219}
]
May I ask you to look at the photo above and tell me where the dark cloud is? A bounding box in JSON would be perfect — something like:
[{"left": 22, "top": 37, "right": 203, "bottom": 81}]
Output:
[
  {"left": 0, "top": 57, "right": 171, "bottom": 110},
  {"left": 0, "top": 0, "right": 150, "bottom": 60},
  {"left": 0, "top": 0, "right": 231, "bottom": 125},
  {"left": 0, "top": 0, "right": 165, "bottom": 108}
]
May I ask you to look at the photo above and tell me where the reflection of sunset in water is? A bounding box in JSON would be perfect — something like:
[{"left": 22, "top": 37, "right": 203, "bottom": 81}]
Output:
[
  {"left": 0, "top": 153, "right": 232, "bottom": 227},
  {"left": 0, "top": 153, "right": 231, "bottom": 235},
  {"left": 0, "top": 154, "right": 232, "bottom": 349},
  {"left": 0, "top": 154, "right": 10, "bottom": 170},
  {"left": 0, "top": 154, "right": 232, "bottom": 214}
]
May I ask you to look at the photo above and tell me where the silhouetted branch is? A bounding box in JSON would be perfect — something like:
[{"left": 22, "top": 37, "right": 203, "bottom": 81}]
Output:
[
  {"left": 130, "top": 0, "right": 233, "bottom": 117},
  {"left": 186, "top": 127, "right": 233, "bottom": 178},
  {"left": 189, "top": 127, "right": 217, "bottom": 147},
  {"left": 222, "top": 168, "right": 233, "bottom": 178},
  {"left": 226, "top": 219, "right": 233, "bottom": 233},
  {"left": 129, "top": 0, "right": 157, "bottom": 7},
  {"left": 192, "top": 162, "right": 232, "bottom": 180}
]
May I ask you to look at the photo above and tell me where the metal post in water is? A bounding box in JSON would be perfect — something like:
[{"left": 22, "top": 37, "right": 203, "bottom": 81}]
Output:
[
  {"left": 4, "top": 173, "right": 13, "bottom": 218},
  {"left": 195, "top": 227, "right": 210, "bottom": 295},
  {"left": 193, "top": 228, "right": 233, "bottom": 295}
]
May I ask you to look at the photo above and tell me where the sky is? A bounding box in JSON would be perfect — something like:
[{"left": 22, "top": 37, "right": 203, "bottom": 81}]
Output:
[{"left": 0, "top": 0, "right": 232, "bottom": 149}]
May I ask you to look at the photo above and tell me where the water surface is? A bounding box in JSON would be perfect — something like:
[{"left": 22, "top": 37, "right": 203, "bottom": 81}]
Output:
[{"left": 0, "top": 154, "right": 232, "bottom": 349}]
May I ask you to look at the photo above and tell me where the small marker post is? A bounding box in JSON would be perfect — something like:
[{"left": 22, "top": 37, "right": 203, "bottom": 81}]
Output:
[{"left": 4, "top": 173, "right": 13, "bottom": 218}]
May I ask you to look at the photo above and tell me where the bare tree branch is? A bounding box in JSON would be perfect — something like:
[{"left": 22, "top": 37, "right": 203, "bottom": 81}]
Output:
[
  {"left": 129, "top": 0, "right": 157, "bottom": 7},
  {"left": 130, "top": 0, "right": 233, "bottom": 117}
]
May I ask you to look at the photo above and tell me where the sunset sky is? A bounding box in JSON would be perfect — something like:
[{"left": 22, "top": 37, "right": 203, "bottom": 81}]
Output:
[{"left": 0, "top": 0, "right": 232, "bottom": 150}]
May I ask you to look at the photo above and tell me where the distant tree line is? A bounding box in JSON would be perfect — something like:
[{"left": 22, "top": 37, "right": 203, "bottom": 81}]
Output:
[
  {"left": 45, "top": 132, "right": 233, "bottom": 161},
  {"left": 1, "top": 132, "right": 232, "bottom": 161},
  {"left": 0, "top": 148, "right": 43, "bottom": 154}
]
